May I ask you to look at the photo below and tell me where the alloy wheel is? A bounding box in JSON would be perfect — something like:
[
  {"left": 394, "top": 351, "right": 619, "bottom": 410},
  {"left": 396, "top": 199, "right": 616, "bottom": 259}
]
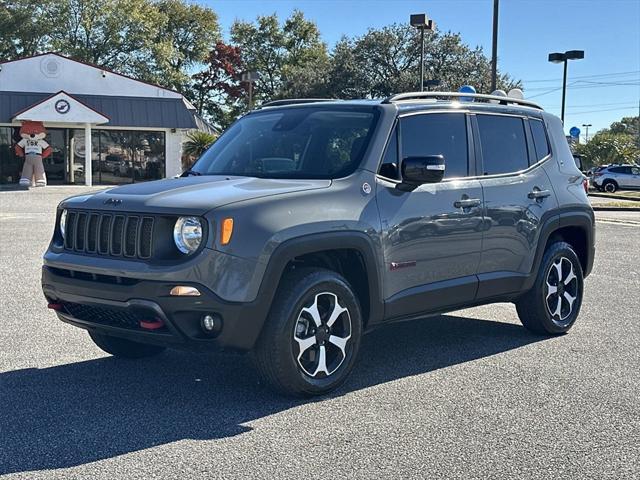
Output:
[
  {"left": 545, "top": 256, "right": 579, "bottom": 326},
  {"left": 293, "top": 291, "right": 352, "bottom": 378}
]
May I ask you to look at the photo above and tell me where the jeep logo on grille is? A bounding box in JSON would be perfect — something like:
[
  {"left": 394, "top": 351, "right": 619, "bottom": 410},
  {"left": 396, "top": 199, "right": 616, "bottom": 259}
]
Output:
[{"left": 104, "top": 198, "right": 122, "bottom": 206}]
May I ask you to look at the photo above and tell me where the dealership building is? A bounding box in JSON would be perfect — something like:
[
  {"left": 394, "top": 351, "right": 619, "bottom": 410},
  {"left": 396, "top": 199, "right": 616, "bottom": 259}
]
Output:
[{"left": 0, "top": 52, "right": 213, "bottom": 186}]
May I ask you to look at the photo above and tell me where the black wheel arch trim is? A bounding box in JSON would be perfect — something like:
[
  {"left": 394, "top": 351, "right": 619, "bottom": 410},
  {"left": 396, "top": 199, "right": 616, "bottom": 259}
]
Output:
[
  {"left": 524, "top": 205, "right": 595, "bottom": 291},
  {"left": 254, "top": 231, "right": 385, "bottom": 329}
]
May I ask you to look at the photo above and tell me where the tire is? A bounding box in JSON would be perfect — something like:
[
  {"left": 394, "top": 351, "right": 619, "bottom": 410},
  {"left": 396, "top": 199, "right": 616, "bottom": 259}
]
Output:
[
  {"left": 516, "top": 241, "right": 584, "bottom": 335},
  {"left": 88, "top": 331, "right": 166, "bottom": 358},
  {"left": 253, "top": 268, "right": 363, "bottom": 397},
  {"left": 603, "top": 180, "right": 618, "bottom": 193}
]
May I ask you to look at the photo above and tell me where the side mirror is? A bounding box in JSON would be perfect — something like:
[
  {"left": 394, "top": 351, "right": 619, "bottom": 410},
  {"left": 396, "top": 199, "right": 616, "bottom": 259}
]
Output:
[{"left": 400, "top": 155, "right": 445, "bottom": 189}]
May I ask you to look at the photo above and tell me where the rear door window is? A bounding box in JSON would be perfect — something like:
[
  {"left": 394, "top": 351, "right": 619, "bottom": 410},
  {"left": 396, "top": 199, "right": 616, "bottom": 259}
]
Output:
[
  {"left": 400, "top": 113, "right": 469, "bottom": 179},
  {"left": 529, "top": 118, "right": 551, "bottom": 162},
  {"left": 477, "top": 114, "right": 529, "bottom": 175}
]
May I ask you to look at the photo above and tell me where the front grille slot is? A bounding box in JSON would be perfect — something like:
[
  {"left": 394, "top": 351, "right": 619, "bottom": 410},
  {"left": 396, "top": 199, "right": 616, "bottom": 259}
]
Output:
[
  {"left": 62, "top": 302, "right": 165, "bottom": 332},
  {"left": 63, "top": 210, "right": 154, "bottom": 260}
]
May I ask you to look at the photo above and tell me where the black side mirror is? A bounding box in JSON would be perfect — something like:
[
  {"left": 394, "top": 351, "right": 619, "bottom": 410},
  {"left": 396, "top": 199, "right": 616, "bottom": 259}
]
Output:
[{"left": 399, "top": 155, "right": 445, "bottom": 190}]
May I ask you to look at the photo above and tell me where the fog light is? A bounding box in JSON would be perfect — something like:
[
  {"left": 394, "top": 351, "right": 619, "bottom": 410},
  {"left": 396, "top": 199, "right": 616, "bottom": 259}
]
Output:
[
  {"left": 170, "top": 286, "right": 201, "bottom": 296},
  {"left": 201, "top": 314, "right": 222, "bottom": 335}
]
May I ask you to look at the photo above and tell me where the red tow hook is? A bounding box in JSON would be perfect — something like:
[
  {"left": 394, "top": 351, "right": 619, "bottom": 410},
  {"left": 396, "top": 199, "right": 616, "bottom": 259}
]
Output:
[
  {"left": 139, "top": 318, "right": 165, "bottom": 330},
  {"left": 47, "top": 303, "right": 63, "bottom": 311}
]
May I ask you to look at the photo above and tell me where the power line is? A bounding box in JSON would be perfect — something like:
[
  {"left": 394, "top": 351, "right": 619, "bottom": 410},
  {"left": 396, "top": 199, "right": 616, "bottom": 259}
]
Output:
[
  {"left": 523, "top": 70, "right": 640, "bottom": 83},
  {"left": 554, "top": 105, "right": 639, "bottom": 116}
]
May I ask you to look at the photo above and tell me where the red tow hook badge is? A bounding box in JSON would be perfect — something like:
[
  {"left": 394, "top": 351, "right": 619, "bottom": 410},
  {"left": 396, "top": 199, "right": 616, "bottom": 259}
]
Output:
[
  {"left": 47, "top": 303, "right": 63, "bottom": 311},
  {"left": 139, "top": 319, "right": 165, "bottom": 330}
]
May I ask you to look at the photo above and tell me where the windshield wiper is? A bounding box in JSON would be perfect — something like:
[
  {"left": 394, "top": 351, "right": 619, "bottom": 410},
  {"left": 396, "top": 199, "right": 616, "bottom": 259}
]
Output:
[{"left": 181, "top": 170, "right": 202, "bottom": 177}]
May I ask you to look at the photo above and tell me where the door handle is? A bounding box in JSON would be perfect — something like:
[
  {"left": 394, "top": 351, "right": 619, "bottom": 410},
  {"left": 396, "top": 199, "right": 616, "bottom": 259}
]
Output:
[
  {"left": 528, "top": 189, "right": 551, "bottom": 200},
  {"left": 454, "top": 198, "right": 481, "bottom": 208}
]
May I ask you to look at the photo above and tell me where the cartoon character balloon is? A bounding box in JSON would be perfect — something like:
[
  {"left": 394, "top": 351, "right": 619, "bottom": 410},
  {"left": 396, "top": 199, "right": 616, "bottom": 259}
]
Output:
[{"left": 15, "top": 121, "right": 51, "bottom": 187}]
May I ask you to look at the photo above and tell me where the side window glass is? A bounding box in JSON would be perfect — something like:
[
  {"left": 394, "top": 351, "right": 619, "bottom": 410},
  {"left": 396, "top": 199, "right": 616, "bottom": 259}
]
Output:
[
  {"left": 529, "top": 118, "right": 551, "bottom": 162},
  {"left": 477, "top": 115, "right": 529, "bottom": 175},
  {"left": 631, "top": 167, "right": 640, "bottom": 175},
  {"left": 400, "top": 113, "right": 469, "bottom": 178},
  {"left": 378, "top": 126, "right": 399, "bottom": 180}
]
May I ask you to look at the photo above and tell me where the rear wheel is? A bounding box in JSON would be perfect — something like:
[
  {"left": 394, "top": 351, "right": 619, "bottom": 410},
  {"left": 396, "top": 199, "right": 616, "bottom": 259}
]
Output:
[
  {"left": 603, "top": 180, "right": 618, "bottom": 193},
  {"left": 88, "top": 331, "right": 166, "bottom": 358},
  {"left": 253, "top": 268, "right": 363, "bottom": 397},
  {"left": 516, "top": 241, "right": 584, "bottom": 335}
]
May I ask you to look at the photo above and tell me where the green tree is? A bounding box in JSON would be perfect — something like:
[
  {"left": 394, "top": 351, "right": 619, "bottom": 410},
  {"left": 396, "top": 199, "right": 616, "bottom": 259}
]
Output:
[
  {"left": 327, "top": 24, "right": 520, "bottom": 98},
  {"left": 575, "top": 132, "right": 640, "bottom": 168},
  {"left": 0, "top": 0, "right": 59, "bottom": 59},
  {"left": 0, "top": 0, "right": 220, "bottom": 92},
  {"left": 151, "top": 0, "right": 220, "bottom": 92},
  {"left": 182, "top": 130, "right": 216, "bottom": 170},
  {"left": 230, "top": 10, "right": 329, "bottom": 103}
]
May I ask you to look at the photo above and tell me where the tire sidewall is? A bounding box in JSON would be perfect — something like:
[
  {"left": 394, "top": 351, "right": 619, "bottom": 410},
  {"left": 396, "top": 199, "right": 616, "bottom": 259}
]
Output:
[
  {"left": 537, "top": 243, "right": 584, "bottom": 334},
  {"left": 268, "top": 270, "right": 363, "bottom": 396}
]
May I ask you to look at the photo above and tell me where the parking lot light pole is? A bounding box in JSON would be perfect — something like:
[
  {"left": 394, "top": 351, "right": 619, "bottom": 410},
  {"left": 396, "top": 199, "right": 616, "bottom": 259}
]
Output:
[
  {"left": 410, "top": 14, "right": 435, "bottom": 91},
  {"left": 241, "top": 71, "right": 260, "bottom": 110},
  {"left": 582, "top": 123, "right": 592, "bottom": 142},
  {"left": 548, "top": 50, "right": 584, "bottom": 123}
]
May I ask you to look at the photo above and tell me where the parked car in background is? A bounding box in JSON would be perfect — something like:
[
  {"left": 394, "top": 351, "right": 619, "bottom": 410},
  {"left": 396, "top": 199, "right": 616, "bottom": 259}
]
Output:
[{"left": 591, "top": 164, "right": 640, "bottom": 192}]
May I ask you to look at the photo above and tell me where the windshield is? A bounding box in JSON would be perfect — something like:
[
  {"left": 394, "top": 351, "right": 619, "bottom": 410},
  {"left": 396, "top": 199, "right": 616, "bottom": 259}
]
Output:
[{"left": 191, "top": 105, "right": 380, "bottom": 179}]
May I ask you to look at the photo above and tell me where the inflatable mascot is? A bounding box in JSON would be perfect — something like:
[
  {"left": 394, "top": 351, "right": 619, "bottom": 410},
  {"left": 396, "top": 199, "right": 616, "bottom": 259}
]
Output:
[{"left": 15, "top": 121, "right": 51, "bottom": 187}]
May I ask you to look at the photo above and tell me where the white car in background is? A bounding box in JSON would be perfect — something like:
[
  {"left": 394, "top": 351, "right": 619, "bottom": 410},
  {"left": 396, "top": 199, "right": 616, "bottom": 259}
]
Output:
[{"left": 591, "top": 164, "right": 640, "bottom": 192}]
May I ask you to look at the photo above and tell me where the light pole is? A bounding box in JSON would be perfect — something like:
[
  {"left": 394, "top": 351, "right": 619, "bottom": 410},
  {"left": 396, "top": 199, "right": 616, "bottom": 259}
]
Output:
[
  {"left": 490, "top": 0, "right": 499, "bottom": 92},
  {"left": 241, "top": 71, "right": 260, "bottom": 110},
  {"left": 410, "top": 13, "right": 435, "bottom": 91},
  {"left": 582, "top": 123, "right": 592, "bottom": 143},
  {"left": 548, "top": 50, "right": 584, "bottom": 123}
]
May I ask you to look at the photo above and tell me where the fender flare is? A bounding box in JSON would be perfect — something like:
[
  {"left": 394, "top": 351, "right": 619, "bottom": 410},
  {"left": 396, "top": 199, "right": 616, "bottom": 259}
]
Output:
[
  {"left": 253, "top": 231, "right": 385, "bottom": 326},
  {"left": 523, "top": 207, "right": 595, "bottom": 291}
]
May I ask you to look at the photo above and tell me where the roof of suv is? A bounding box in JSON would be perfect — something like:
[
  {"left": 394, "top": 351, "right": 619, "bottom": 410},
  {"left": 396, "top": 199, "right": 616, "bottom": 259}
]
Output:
[{"left": 259, "top": 92, "right": 545, "bottom": 118}]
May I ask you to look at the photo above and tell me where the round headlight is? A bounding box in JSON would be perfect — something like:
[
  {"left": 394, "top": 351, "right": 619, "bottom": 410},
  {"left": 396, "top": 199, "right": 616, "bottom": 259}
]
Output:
[
  {"left": 173, "top": 216, "right": 203, "bottom": 254},
  {"left": 59, "top": 209, "right": 67, "bottom": 239}
]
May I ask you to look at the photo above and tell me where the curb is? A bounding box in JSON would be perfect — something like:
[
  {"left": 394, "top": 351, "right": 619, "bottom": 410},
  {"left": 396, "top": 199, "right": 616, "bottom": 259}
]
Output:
[
  {"left": 588, "top": 192, "right": 640, "bottom": 202},
  {"left": 592, "top": 206, "right": 640, "bottom": 212}
]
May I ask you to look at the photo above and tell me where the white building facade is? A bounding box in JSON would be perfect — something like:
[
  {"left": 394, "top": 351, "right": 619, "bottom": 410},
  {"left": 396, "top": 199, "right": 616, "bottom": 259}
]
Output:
[{"left": 0, "top": 53, "right": 212, "bottom": 186}]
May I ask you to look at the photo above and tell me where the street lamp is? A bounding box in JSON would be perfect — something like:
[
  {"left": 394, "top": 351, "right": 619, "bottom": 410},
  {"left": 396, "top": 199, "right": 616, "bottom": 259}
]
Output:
[
  {"left": 241, "top": 71, "right": 260, "bottom": 110},
  {"left": 410, "top": 13, "right": 435, "bottom": 91},
  {"left": 582, "top": 123, "right": 592, "bottom": 142},
  {"left": 548, "top": 50, "right": 584, "bottom": 123}
]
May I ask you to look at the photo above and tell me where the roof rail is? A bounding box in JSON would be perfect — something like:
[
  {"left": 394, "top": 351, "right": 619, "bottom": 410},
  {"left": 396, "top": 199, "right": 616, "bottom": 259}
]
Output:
[
  {"left": 383, "top": 91, "right": 542, "bottom": 110},
  {"left": 260, "top": 98, "right": 340, "bottom": 108}
]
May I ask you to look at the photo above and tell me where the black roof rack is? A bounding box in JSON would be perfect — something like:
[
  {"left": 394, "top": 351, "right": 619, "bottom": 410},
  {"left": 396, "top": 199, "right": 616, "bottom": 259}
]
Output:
[
  {"left": 383, "top": 91, "right": 542, "bottom": 110},
  {"left": 260, "top": 98, "right": 340, "bottom": 108}
]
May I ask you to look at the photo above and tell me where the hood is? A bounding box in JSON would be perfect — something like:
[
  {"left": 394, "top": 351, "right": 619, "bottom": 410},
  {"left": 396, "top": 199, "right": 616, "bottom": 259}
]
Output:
[{"left": 61, "top": 176, "right": 332, "bottom": 215}]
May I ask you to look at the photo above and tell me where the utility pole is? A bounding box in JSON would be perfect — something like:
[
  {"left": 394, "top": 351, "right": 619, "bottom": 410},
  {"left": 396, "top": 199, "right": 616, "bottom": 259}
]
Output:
[{"left": 491, "top": 0, "right": 499, "bottom": 92}]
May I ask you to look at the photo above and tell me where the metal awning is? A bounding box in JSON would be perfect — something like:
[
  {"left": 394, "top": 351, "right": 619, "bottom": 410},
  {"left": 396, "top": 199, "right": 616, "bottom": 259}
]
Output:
[{"left": 1, "top": 91, "right": 200, "bottom": 128}]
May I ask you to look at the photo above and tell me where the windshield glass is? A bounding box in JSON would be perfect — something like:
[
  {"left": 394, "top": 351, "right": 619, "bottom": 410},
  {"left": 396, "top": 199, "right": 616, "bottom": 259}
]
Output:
[{"left": 191, "top": 105, "right": 380, "bottom": 179}]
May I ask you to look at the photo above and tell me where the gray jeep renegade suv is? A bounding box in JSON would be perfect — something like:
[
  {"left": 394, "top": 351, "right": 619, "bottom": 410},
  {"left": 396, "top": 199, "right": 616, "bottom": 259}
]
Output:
[{"left": 42, "top": 92, "right": 595, "bottom": 396}]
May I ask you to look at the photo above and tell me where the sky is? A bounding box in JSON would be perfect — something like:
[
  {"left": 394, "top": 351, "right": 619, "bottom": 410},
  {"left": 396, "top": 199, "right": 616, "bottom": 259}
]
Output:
[{"left": 206, "top": 0, "right": 640, "bottom": 139}]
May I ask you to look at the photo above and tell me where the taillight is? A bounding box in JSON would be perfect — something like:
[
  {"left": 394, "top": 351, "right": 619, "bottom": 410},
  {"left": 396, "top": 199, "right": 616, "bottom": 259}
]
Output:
[
  {"left": 583, "top": 178, "right": 589, "bottom": 194},
  {"left": 593, "top": 172, "right": 603, "bottom": 177}
]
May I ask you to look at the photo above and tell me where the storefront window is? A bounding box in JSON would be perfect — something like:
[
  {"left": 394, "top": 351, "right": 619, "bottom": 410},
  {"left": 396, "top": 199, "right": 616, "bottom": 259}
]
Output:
[
  {"left": 1, "top": 127, "right": 165, "bottom": 185},
  {"left": 0, "top": 127, "right": 22, "bottom": 184}
]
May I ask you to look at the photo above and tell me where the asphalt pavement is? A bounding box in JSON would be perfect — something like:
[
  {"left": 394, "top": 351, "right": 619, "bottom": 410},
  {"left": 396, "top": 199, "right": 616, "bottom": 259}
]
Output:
[{"left": 1, "top": 187, "right": 639, "bottom": 479}]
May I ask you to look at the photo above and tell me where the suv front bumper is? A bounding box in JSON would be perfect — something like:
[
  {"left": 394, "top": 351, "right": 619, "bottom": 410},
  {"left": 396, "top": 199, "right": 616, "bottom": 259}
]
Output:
[{"left": 41, "top": 266, "right": 266, "bottom": 351}]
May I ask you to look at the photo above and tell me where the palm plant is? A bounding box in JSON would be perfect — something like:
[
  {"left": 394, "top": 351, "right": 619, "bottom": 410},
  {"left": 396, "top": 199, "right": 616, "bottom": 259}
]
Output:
[{"left": 182, "top": 130, "right": 217, "bottom": 170}]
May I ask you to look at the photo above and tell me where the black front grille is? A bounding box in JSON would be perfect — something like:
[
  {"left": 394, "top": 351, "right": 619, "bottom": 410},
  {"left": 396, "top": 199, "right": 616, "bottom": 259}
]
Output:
[
  {"left": 64, "top": 211, "right": 154, "bottom": 259},
  {"left": 62, "top": 302, "right": 165, "bottom": 332}
]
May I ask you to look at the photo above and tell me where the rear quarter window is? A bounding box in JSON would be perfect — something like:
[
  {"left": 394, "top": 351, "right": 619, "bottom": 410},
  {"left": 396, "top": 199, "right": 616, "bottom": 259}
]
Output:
[{"left": 529, "top": 118, "right": 551, "bottom": 162}]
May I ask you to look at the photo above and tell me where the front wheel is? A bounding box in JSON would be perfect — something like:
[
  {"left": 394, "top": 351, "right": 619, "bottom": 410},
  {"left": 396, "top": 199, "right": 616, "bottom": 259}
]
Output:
[
  {"left": 88, "top": 331, "right": 166, "bottom": 358},
  {"left": 516, "top": 241, "right": 584, "bottom": 335},
  {"left": 253, "top": 268, "right": 363, "bottom": 397}
]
